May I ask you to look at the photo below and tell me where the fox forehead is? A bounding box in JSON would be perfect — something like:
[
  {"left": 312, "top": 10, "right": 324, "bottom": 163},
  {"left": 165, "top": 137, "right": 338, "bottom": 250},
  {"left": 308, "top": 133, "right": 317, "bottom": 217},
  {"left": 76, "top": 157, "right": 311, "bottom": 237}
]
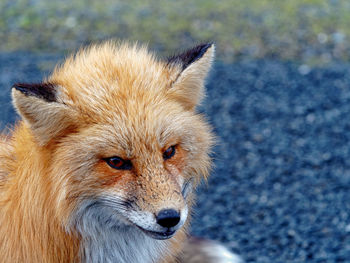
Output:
[{"left": 48, "top": 42, "right": 173, "bottom": 114}]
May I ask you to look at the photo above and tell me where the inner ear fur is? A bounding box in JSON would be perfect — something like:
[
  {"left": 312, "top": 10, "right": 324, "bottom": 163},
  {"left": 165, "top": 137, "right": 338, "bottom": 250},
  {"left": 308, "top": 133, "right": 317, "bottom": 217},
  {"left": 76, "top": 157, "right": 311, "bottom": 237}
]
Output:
[
  {"left": 12, "top": 83, "right": 75, "bottom": 146},
  {"left": 167, "top": 43, "right": 215, "bottom": 110}
]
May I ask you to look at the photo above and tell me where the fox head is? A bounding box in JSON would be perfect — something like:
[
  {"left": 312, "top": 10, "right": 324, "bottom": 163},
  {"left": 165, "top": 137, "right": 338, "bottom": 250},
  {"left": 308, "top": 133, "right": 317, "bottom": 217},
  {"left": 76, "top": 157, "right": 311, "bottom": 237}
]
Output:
[{"left": 11, "top": 42, "right": 214, "bottom": 241}]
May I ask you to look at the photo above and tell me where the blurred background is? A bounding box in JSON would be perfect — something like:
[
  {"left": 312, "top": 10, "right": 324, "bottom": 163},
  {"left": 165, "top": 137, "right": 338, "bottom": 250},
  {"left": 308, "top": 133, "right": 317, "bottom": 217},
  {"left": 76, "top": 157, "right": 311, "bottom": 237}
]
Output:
[
  {"left": 1, "top": 0, "right": 350, "bottom": 64},
  {"left": 1, "top": 0, "right": 350, "bottom": 262}
]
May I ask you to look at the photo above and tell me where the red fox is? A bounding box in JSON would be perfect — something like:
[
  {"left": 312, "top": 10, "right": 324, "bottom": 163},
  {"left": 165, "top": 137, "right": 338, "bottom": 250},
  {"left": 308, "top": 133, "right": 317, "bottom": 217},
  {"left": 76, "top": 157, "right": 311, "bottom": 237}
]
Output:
[{"left": 0, "top": 42, "right": 242, "bottom": 262}]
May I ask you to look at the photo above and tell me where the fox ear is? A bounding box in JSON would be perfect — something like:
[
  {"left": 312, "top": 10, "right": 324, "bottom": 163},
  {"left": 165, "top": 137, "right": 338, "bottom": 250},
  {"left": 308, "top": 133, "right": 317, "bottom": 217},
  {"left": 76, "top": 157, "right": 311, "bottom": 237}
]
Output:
[
  {"left": 12, "top": 83, "right": 75, "bottom": 145},
  {"left": 167, "top": 43, "right": 215, "bottom": 110}
]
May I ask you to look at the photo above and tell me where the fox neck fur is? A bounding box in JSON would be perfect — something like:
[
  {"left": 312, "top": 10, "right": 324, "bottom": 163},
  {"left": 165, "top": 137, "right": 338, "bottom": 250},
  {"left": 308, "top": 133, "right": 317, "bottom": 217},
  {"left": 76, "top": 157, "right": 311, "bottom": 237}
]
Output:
[{"left": 80, "top": 221, "right": 166, "bottom": 263}]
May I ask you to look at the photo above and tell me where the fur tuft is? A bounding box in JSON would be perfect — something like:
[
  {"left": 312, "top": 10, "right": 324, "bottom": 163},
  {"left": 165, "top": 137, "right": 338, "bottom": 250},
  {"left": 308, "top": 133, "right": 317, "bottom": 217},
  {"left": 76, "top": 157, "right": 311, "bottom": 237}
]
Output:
[{"left": 179, "top": 237, "right": 244, "bottom": 263}]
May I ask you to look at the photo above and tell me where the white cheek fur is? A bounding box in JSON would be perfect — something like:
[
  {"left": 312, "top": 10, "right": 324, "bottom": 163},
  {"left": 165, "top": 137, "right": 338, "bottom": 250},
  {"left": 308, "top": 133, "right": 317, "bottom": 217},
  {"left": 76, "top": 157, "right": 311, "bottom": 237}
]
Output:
[{"left": 68, "top": 198, "right": 169, "bottom": 263}]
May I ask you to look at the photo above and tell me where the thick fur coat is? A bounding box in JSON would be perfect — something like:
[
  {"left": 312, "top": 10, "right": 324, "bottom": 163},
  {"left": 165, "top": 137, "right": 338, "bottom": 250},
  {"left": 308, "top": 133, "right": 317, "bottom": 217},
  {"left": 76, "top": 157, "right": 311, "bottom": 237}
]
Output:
[{"left": 0, "top": 42, "right": 241, "bottom": 263}]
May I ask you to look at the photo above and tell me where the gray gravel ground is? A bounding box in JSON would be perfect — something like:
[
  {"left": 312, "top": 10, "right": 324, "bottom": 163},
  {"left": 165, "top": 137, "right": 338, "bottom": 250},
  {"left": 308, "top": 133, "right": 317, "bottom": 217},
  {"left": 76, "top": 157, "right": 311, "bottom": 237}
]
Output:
[{"left": 1, "top": 54, "right": 350, "bottom": 262}]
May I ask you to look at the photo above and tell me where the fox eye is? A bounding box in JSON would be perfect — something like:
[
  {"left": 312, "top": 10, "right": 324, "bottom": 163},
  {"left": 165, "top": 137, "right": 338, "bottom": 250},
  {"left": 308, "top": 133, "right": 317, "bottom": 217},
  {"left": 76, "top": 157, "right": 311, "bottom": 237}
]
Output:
[
  {"left": 104, "top": 157, "right": 132, "bottom": 170},
  {"left": 163, "top": 145, "right": 176, "bottom": 160}
]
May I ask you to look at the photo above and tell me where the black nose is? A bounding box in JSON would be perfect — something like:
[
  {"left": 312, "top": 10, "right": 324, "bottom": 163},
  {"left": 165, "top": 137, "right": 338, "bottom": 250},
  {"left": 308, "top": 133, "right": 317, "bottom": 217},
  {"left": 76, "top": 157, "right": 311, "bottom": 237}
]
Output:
[{"left": 156, "top": 209, "right": 181, "bottom": 228}]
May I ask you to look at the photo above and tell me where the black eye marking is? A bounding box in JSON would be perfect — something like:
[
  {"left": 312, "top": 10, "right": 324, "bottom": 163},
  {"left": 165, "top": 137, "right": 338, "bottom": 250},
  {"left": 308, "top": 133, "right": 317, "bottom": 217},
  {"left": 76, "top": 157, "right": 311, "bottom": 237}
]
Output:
[
  {"left": 104, "top": 156, "right": 132, "bottom": 170},
  {"left": 163, "top": 145, "right": 176, "bottom": 160}
]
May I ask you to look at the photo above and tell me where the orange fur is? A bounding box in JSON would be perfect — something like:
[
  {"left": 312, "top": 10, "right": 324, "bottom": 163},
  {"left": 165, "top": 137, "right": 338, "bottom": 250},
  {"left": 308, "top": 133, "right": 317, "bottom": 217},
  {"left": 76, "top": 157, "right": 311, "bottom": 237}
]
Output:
[{"left": 0, "top": 41, "right": 215, "bottom": 262}]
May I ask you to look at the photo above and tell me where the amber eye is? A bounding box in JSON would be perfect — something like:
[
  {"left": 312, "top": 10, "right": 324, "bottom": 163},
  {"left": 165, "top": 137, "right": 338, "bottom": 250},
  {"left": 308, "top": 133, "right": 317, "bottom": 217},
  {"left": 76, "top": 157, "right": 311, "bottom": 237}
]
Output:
[
  {"left": 163, "top": 145, "right": 176, "bottom": 160},
  {"left": 104, "top": 156, "right": 132, "bottom": 170}
]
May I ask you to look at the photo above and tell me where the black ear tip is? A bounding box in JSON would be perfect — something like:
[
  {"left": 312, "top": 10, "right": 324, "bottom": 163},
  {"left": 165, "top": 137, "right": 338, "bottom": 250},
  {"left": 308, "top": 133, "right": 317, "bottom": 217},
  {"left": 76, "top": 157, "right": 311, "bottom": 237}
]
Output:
[
  {"left": 197, "top": 42, "right": 214, "bottom": 50},
  {"left": 12, "top": 82, "right": 57, "bottom": 102},
  {"left": 186, "top": 42, "right": 214, "bottom": 56},
  {"left": 167, "top": 42, "right": 215, "bottom": 70},
  {"left": 13, "top": 83, "right": 28, "bottom": 93}
]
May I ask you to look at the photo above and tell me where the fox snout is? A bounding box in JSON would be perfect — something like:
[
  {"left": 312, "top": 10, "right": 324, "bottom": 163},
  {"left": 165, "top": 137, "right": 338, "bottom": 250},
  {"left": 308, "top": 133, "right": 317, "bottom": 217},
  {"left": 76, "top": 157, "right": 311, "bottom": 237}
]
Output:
[
  {"left": 128, "top": 177, "right": 189, "bottom": 240},
  {"left": 131, "top": 205, "right": 187, "bottom": 240}
]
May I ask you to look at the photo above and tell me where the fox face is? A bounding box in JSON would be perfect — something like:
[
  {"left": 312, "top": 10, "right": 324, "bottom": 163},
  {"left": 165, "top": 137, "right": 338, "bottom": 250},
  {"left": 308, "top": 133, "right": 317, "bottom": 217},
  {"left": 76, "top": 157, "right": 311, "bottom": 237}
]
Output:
[{"left": 11, "top": 42, "right": 214, "bottom": 247}]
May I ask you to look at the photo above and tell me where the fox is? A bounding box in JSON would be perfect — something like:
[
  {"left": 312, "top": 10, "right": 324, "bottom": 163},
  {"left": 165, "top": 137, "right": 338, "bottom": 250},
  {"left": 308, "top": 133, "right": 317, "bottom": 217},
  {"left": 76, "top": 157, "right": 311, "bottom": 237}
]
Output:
[{"left": 0, "top": 41, "right": 242, "bottom": 263}]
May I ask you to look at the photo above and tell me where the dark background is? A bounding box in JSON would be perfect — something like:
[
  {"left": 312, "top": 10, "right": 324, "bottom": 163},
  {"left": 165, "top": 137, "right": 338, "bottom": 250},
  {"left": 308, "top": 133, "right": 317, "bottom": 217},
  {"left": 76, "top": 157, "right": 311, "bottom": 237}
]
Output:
[{"left": 1, "top": 1, "right": 350, "bottom": 262}]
